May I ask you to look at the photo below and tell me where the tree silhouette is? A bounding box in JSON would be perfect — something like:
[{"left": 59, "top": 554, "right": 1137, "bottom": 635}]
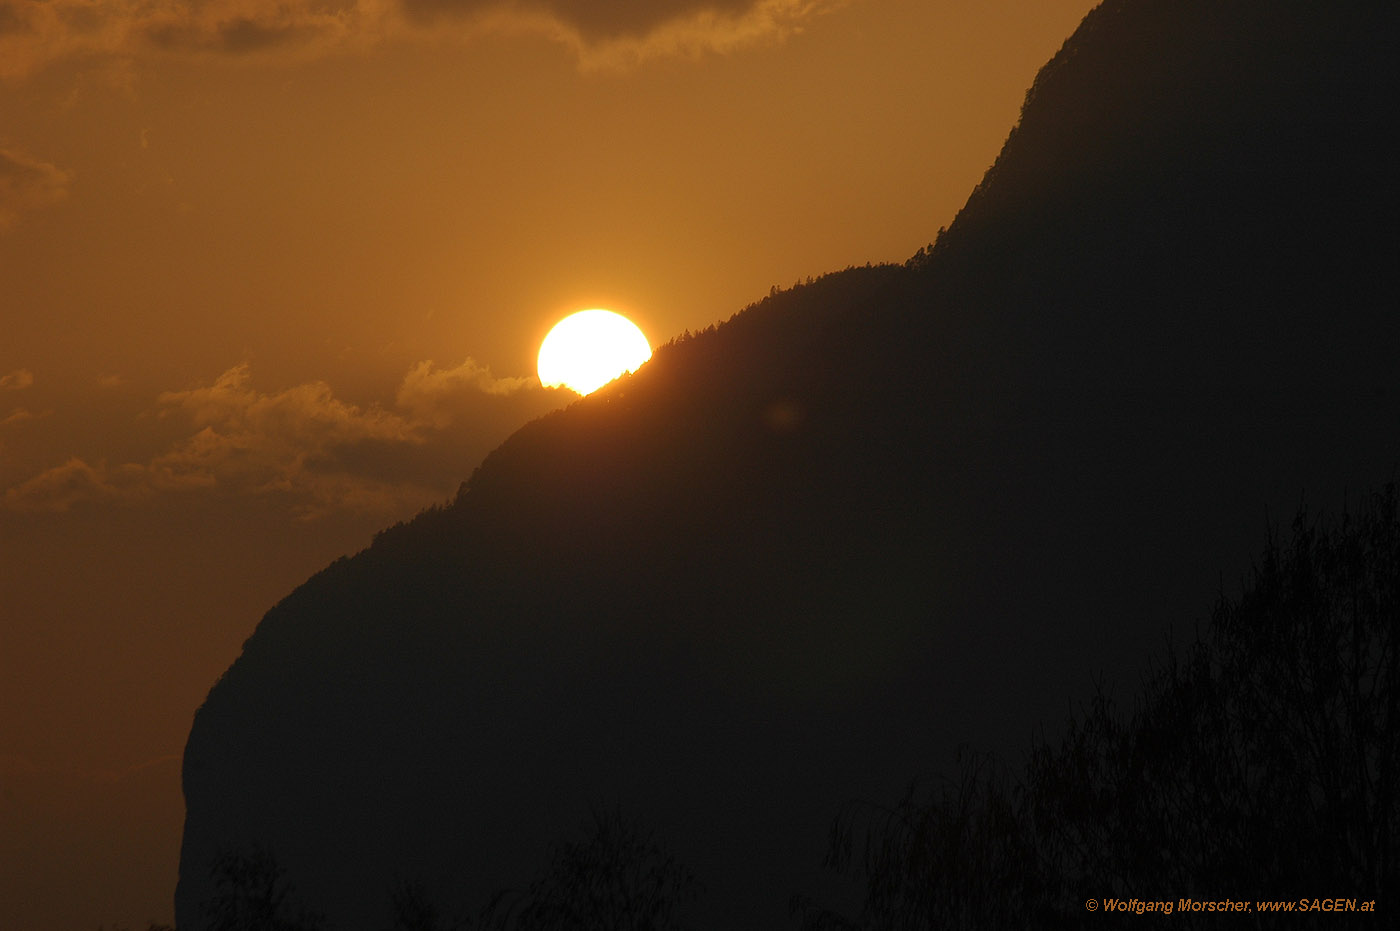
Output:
[
  {"left": 200, "top": 845, "right": 327, "bottom": 931},
  {"left": 795, "top": 749, "right": 1052, "bottom": 931},
  {"left": 480, "top": 808, "right": 701, "bottom": 931},
  {"left": 814, "top": 484, "right": 1400, "bottom": 928},
  {"left": 382, "top": 879, "right": 467, "bottom": 931}
]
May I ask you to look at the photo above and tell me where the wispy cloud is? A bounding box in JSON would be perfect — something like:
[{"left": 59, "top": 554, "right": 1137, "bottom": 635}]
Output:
[
  {"left": 0, "top": 368, "right": 36, "bottom": 389},
  {"left": 0, "top": 0, "right": 834, "bottom": 78},
  {"left": 0, "top": 149, "right": 70, "bottom": 228},
  {"left": 0, "top": 407, "right": 45, "bottom": 427},
  {"left": 3, "top": 359, "right": 559, "bottom": 517},
  {"left": 138, "top": 362, "right": 429, "bottom": 515},
  {"left": 2, "top": 456, "right": 137, "bottom": 512},
  {"left": 0, "top": 380, "right": 46, "bottom": 451}
]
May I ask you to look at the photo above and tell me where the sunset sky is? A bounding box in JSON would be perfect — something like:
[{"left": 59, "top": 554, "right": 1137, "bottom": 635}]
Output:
[{"left": 1, "top": 2, "right": 1094, "bottom": 926}]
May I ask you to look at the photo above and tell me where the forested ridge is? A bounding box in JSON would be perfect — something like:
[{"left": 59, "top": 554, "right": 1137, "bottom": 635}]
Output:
[{"left": 178, "top": 0, "right": 1400, "bottom": 927}]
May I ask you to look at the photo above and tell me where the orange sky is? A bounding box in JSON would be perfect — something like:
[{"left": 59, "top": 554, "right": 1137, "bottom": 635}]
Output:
[{"left": 0, "top": 2, "right": 1095, "bottom": 927}]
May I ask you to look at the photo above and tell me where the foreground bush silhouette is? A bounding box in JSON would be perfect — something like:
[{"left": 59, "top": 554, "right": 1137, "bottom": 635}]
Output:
[
  {"left": 812, "top": 485, "right": 1400, "bottom": 928},
  {"left": 200, "top": 846, "right": 327, "bottom": 931},
  {"left": 480, "top": 809, "right": 702, "bottom": 931},
  {"left": 193, "top": 811, "right": 700, "bottom": 931},
  {"left": 383, "top": 879, "right": 469, "bottom": 931}
]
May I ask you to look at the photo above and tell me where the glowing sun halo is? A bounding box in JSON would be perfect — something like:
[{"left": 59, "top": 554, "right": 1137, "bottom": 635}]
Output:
[{"left": 537, "top": 309, "right": 653, "bottom": 395}]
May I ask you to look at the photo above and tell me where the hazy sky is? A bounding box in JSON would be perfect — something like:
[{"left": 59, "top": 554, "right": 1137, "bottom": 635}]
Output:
[{"left": 1, "top": 1, "right": 1094, "bottom": 926}]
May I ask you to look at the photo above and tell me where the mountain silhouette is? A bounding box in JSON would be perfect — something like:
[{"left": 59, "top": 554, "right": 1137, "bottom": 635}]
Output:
[{"left": 177, "top": 0, "right": 1400, "bottom": 927}]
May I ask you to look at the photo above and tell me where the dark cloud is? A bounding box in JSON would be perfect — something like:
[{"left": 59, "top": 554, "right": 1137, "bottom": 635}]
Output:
[
  {"left": 0, "top": 0, "right": 374, "bottom": 77},
  {"left": 0, "top": 0, "right": 828, "bottom": 77},
  {"left": 214, "top": 16, "right": 320, "bottom": 52},
  {"left": 0, "top": 2, "right": 32, "bottom": 35},
  {"left": 56, "top": 2, "right": 108, "bottom": 35},
  {"left": 143, "top": 14, "right": 334, "bottom": 54},
  {"left": 404, "top": 0, "right": 760, "bottom": 40}
]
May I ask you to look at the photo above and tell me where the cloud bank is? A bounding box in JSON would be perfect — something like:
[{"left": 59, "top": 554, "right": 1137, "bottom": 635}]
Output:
[
  {"left": 0, "top": 150, "right": 70, "bottom": 229},
  {"left": 3, "top": 359, "right": 563, "bottom": 517},
  {"left": 0, "top": 0, "right": 833, "bottom": 78}
]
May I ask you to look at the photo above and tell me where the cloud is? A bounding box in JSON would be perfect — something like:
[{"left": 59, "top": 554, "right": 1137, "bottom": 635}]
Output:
[
  {"left": 498, "top": 0, "right": 835, "bottom": 71},
  {"left": 0, "top": 150, "right": 71, "bottom": 227},
  {"left": 156, "top": 362, "right": 417, "bottom": 450},
  {"left": 1, "top": 367, "right": 36, "bottom": 389},
  {"left": 406, "top": 0, "right": 825, "bottom": 55},
  {"left": 396, "top": 357, "right": 534, "bottom": 428},
  {"left": 407, "top": 0, "right": 756, "bottom": 38},
  {"left": 139, "top": 362, "right": 432, "bottom": 515},
  {"left": 1, "top": 407, "right": 46, "bottom": 427},
  {"left": 0, "top": 0, "right": 387, "bottom": 78},
  {"left": 2, "top": 456, "right": 141, "bottom": 511},
  {"left": 3, "top": 359, "right": 560, "bottom": 517},
  {"left": 0, "top": 0, "right": 832, "bottom": 78}
]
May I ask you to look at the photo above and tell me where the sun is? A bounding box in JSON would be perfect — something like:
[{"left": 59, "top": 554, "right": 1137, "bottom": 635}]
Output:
[{"left": 537, "top": 309, "right": 653, "bottom": 395}]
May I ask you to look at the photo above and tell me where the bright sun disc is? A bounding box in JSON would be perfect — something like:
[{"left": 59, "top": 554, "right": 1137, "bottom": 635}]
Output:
[{"left": 537, "top": 309, "right": 652, "bottom": 395}]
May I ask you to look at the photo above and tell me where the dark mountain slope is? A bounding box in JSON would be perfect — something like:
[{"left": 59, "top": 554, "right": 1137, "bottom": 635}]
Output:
[{"left": 178, "top": 1, "right": 1400, "bottom": 927}]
